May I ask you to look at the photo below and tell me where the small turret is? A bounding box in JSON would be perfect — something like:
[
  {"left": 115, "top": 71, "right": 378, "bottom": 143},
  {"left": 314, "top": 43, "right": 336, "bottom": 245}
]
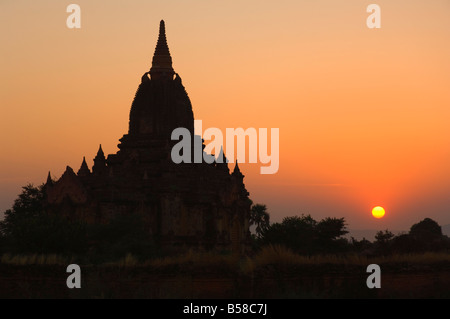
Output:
[
  {"left": 141, "top": 72, "right": 150, "bottom": 83},
  {"left": 63, "top": 166, "right": 76, "bottom": 177},
  {"left": 45, "top": 171, "right": 53, "bottom": 187},
  {"left": 77, "top": 156, "right": 91, "bottom": 177},
  {"left": 92, "top": 144, "right": 107, "bottom": 176},
  {"left": 231, "top": 160, "right": 249, "bottom": 197},
  {"left": 216, "top": 146, "right": 229, "bottom": 173},
  {"left": 232, "top": 160, "right": 244, "bottom": 178}
]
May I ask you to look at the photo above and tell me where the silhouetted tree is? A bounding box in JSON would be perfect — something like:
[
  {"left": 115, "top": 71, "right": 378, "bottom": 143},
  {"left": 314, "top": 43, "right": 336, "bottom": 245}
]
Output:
[
  {"left": 316, "top": 217, "right": 348, "bottom": 253},
  {"left": 316, "top": 217, "right": 348, "bottom": 240},
  {"left": 410, "top": 218, "right": 442, "bottom": 241},
  {"left": 260, "top": 214, "right": 348, "bottom": 255},
  {"left": 375, "top": 230, "right": 395, "bottom": 243},
  {"left": 0, "top": 184, "right": 87, "bottom": 254},
  {"left": 389, "top": 219, "right": 449, "bottom": 254},
  {"left": 391, "top": 233, "right": 416, "bottom": 254},
  {"left": 350, "top": 237, "right": 373, "bottom": 254},
  {"left": 374, "top": 229, "right": 395, "bottom": 255},
  {"left": 249, "top": 204, "right": 270, "bottom": 239},
  {"left": 0, "top": 184, "right": 44, "bottom": 237},
  {"left": 407, "top": 218, "right": 446, "bottom": 252},
  {"left": 261, "top": 215, "right": 315, "bottom": 254}
]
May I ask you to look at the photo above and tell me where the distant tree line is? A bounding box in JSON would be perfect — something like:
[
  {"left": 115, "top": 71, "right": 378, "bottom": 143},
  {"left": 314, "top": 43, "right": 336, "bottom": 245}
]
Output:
[
  {"left": 358, "top": 217, "right": 450, "bottom": 255},
  {"left": 1, "top": 185, "right": 450, "bottom": 262},
  {"left": 249, "top": 203, "right": 450, "bottom": 256},
  {"left": 250, "top": 204, "right": 349, "bottom": 254}
]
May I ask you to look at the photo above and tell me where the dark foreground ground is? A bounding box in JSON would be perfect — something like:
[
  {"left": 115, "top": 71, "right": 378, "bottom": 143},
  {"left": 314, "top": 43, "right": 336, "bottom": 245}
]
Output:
[{"left": 1, "top": 262, "right": 449, "bottom": 298}]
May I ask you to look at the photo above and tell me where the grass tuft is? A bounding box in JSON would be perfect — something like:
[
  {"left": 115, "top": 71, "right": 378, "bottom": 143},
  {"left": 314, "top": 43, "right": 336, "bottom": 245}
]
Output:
[
  {"left": 1, "top": 248, "right": 450, "bottom": 271},
  {"left": 0, "top": 253, "right": 68, "bottom": 265}
]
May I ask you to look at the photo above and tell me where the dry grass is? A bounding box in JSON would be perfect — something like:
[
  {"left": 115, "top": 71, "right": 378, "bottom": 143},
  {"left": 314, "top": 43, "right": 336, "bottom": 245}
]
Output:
[
  {"left": 144, "top": 249, "right": 239, "bottom": 269},
  {"left": 99, "top": 249, "right": 240, "bottom": 271},
  {"left": 0, "top": 253, "right": 69, "bottom": 265},
  {"left": 243, "top": 245, "right": 450, "bottom": 273},
  {"left": 248, "top": 245, "right": 369, "bottom": 269},
  {"left": 115, "top": 253, "right": 139, "bottom": 267},
  {"left": 2, "top": 247, "right": 450, "bottom": 270},
  {"left": 373, "top": 251, "right": 450, "bottom": 264}
]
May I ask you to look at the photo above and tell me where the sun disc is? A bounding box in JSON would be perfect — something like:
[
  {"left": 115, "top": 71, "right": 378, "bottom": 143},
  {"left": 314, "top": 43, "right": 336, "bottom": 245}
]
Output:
[{"left": 372, "top": 206, "right": 385, "bottom": 219}]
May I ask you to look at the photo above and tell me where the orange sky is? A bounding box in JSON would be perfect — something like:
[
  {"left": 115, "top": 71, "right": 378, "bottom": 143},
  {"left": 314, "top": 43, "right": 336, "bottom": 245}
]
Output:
[{"left": 1, "top": 0, "right": 450, "bottom": 231}]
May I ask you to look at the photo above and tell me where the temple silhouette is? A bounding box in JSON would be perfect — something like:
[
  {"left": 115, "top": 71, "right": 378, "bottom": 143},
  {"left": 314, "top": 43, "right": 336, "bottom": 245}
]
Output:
[{"left": 44, "top": 20, "right": 251, "bottom": 254}]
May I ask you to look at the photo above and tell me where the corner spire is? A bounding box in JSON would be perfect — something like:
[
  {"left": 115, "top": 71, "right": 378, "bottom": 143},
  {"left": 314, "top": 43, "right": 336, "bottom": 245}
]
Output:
[
  {"left": 96, "top": 144, "right": 104, "bottom": 158},
  {"left": 232, "top": 160, "right": 244, "bottom": 179},
  {"left": 233, "top": 160, "right": 241, "bottom": 174},
  {"left": 93, "top": 144, "right": 107, "bottom": 176},
  {"left": 216, "top": 146, "right": 230, "bottom": 174},
  {"left": 217, "top": 146, "right": 229, "bottom": 164},
  {"left": 150, "top": 20, "right": 175, "bottom": 80},
  {"left": 77, "top": 156, "right": 91, "bottom": 177},
  {"left": 46, "top": 171, "right": 53, "bottom": 186}
]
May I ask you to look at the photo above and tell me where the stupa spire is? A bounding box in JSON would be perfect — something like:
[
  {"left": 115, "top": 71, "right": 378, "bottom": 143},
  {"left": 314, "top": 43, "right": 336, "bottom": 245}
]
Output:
[
  {"left": 77, "top": 156, "right": 91, "bottom": 177},
  {"left": 46, "top": 171, "right": 53, "bottom": 186},
  {"left": 93, "top": 144, "right": 107, "bottom": 176},
  {"left": 150, "top": 20, "right": 175, "bottom": 80},
  {"left": 96, "top": 144, "right": 104, "bottom": 159},
  {"left": 233, "top": 160, "right": 241, "bottom": 174},
  {"left": 232, "top": 160, "right": 244, "bottom": 180},
  {"left": 217, "top": 146, "right": 229, "bottom": 164}
]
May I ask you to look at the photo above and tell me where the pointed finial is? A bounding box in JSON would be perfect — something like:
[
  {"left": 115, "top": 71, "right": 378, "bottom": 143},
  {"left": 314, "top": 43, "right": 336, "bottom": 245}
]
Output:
[
  {"left": 46, "top": 171, "right": 53, "bottom": 186},
  {"left": 94, "top": 144, "right": 106, "bottom": 162},
  {"left": 216, "top": 146, "right": 229, "bottom": 172},
  {"left": 78, "top": 156, "right": 91, "bottom": 176},
  {"left": 156, "top": 20, "right": 167, "bottom": 54},
  {"left": 97, "top": 144, "right": 104, "bottom": 156},
  {"left": 150, "top": 20, "right": 175, "bottom": 80},
  {"left": 233, "top": 160, "right": 241, "bottom": 173},
  {"left": 232, "top": 160, "right": 244, "bottom": 178},
  {"left": 217, "top": 146, "right": 227, "bottom": 164},
  {"left": 62, "top": 166, "right": 76, "bottom": 177},
  {"left": 93, "top": 145, "right": 107, "bottom": 175}
]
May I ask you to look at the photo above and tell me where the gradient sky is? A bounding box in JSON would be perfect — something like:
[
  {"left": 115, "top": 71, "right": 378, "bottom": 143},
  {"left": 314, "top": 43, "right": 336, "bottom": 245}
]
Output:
[{"left": 1, "top": 0, "right": 450, "bottom": 232}]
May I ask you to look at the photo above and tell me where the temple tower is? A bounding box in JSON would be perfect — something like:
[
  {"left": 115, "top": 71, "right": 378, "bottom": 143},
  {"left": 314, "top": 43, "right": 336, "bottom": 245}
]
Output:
[{"left": 127, "top": 20, "right": 194, "bottom": 139}]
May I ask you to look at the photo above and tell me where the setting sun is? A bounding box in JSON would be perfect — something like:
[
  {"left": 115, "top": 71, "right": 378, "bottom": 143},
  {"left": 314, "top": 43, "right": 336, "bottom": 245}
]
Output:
[{"left": 372, "top": 206, "right": 385, "bottom": 219}]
